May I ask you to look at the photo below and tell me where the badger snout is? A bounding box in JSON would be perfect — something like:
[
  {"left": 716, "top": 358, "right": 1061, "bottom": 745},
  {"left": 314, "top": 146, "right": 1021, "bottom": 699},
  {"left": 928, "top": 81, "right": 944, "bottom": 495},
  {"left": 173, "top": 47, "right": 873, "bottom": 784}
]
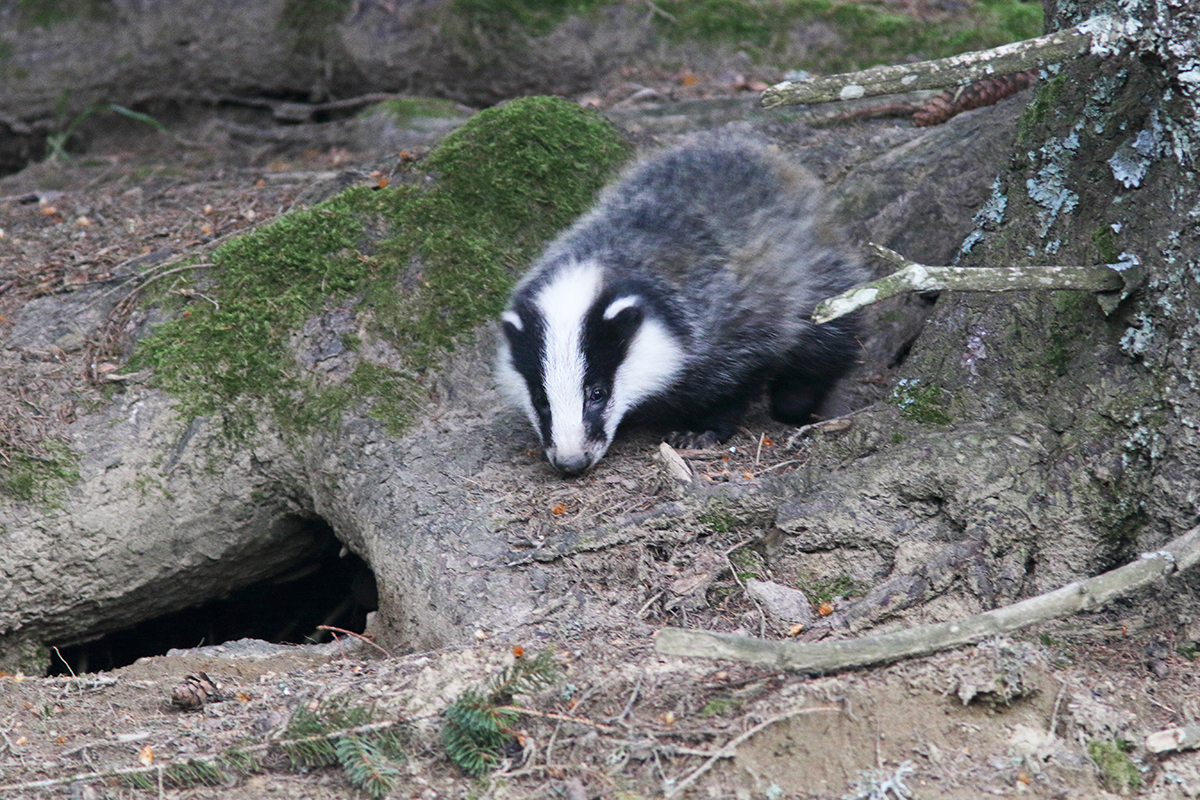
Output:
[{"left": 548, "top": 450, "right": 595, "bottom": 475}]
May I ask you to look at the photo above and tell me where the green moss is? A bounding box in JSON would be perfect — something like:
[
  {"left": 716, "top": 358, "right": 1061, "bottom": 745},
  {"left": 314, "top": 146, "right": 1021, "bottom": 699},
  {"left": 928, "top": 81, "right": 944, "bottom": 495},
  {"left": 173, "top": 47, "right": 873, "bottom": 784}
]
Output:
[
  {"left": 699, "top": 697, "right": 742, "bottom": 717},
  {"left": 0, "top": 440, "right": 80, "bottom": 505},
  {"left": 697, "top": 501, "right": 742, "bottom": 534},
  {"left": 17, "top": 0, "right": 112, "bottom": 28},
  {"left": 887, "top": 378, "right": 953, "bottom": 425},
  {"left": 452, "top": 0, "right": 1042, "bottom": 73},
  {"left": 365, "top": 96, "right": 631, "bottom": 372},
  {"left": 1091, "top": 226, "right": 1120, "bottom": 264},
  {"left": 370, "top": 98, "right": 471, "bottom": 129},
  {"left": 452, "top": 0, "right": 608, "bottom": 35},
  {"left": 729, "top": 547, "right": 764, "bottom": 581},
  {"left": 800, "top": 573, "right": 864, "bottom": 605},
  {"left": 131, "top": 96, "right": 628, "bottom": 439},
  {"left": 1043, "top": 291, "right": 1095, "bottom": 378},
  {"left": 1017, "top": 74, "right": 1068, "bottom": 147},
  {"left": 1088, "top": 740, "right": 1142, "bottom": 793}
]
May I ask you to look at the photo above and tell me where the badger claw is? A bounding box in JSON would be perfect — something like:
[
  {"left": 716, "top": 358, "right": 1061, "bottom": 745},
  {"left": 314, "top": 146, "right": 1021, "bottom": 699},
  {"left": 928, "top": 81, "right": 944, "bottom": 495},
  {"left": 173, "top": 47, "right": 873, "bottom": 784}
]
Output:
[{"left": 666, "top": 430, "right": 724, "bottom": 450}]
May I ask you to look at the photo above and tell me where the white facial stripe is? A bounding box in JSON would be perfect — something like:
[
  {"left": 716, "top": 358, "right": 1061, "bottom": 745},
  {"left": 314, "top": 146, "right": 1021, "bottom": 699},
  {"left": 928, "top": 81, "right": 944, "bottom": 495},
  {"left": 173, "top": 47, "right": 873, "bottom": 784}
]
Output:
[
  {"left": 495, "top": 339, "right": 539, "bottom": 437},
  {"left": 606, "top": 317, "right": 685, "bottom": 442},
  {"left": 500, "top": 310, "right": 523, "bottom": 330},
  {"left": 534, "top": 260, "right": 605, "bottom": 462},
  {"left": 603, "top": 295, "right": 639, "bottom": 320}
]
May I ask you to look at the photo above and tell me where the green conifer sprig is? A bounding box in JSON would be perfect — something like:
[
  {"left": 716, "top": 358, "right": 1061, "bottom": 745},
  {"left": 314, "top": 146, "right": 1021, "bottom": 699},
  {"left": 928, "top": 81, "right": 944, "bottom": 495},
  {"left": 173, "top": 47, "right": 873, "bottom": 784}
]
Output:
[
  {"left": 336, "top": 733, "right": 401, "bottom": 799},
  {"left": 441, "top": 649, "right": 560, "bottom": 776},
  {"left": 280, "top": 698, "right": 404, "bottom": 797}
]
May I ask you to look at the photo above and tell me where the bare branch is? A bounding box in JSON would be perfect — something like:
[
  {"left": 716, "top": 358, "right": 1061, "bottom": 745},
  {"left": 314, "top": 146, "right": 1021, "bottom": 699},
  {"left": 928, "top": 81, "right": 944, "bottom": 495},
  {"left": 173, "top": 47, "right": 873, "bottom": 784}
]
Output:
[
  {"left": 656, "top": 525, "right": 1200, "bottom": 672},
  {"left": 810, "top": 244, "right": 1141, "bottom": 324},
  {"left": 1146, "top": 724, "right": 1200, "bottom": 754},
  {"left": 762, "top": 25, "right": 1090, "bottom": 108}
]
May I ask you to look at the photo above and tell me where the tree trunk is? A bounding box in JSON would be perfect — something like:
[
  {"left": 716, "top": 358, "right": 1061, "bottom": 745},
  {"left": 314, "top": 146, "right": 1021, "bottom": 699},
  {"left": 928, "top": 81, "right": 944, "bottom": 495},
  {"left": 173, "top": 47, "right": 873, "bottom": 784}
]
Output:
[{"left": 767, "top": 0, "right": 1200, "bottom": 634}]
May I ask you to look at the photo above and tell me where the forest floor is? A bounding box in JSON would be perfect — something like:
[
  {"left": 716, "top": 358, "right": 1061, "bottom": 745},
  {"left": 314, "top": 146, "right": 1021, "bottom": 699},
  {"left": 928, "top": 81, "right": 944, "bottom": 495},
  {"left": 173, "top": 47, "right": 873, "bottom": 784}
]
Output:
[{"left": 3, "top": 63, "right": 1200, "bottom": 800}]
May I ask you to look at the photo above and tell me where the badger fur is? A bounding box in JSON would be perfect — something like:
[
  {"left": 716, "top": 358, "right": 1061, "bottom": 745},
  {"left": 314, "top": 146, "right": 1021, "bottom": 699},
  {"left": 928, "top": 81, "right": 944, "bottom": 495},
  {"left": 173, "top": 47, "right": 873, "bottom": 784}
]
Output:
[{"left": 496, "top": 134, "right": 864, "bottom": 475}]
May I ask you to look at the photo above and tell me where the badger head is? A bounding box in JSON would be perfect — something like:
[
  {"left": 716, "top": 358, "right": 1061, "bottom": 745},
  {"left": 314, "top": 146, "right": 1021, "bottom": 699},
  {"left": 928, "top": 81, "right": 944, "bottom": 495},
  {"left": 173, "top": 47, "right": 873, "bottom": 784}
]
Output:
[{"left": 497, "top": 261, "right": 684, "bottom": 475}]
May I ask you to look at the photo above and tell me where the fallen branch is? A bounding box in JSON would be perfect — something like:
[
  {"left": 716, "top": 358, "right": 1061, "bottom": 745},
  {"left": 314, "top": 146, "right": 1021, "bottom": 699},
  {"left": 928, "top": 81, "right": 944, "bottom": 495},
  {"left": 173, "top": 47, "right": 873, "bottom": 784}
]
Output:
[
  {"left": 1146, "top": 724, "right": 1200, "bottom": 754},
  {"left": 761, "top": 15, "right": 1134, "bottom": 107},
  {"left": 810, "top": 244, "right": 1142, "bottom": 324},
  {"left": 656, "top": 524, "right": 1200, "bottom": 672}
]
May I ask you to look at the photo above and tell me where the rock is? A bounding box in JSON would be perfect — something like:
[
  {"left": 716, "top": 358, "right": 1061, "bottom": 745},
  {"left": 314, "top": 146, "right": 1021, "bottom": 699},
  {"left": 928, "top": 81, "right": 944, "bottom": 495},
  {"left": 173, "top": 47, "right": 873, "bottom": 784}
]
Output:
[{"left": 745, "top": 579, "right": 816, "bottom": 626}]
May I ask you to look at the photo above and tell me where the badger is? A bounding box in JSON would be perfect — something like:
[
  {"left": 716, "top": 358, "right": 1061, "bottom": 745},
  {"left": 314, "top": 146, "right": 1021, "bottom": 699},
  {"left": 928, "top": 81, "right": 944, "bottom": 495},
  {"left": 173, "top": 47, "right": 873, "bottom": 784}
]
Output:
[{"left": 496, "top": 134, "right": 864, "bottom": 475}]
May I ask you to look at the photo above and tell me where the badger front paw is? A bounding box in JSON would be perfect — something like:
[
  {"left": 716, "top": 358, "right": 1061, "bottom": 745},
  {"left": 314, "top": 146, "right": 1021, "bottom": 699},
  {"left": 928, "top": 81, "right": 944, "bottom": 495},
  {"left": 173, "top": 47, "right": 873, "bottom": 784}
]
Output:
[{"left": 665, "top": 429, "right": 726, "bottom": 450}]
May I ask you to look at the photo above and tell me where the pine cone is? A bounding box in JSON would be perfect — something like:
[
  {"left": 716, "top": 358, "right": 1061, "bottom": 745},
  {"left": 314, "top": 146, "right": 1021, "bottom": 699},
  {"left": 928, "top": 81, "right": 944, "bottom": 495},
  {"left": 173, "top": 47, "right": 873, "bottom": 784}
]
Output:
[
  {"left": 913, "top": 69, "right": 1038, "bottom": 127},
  {"left": 170, "top": 672, "right": 224, "bottom": 709}
]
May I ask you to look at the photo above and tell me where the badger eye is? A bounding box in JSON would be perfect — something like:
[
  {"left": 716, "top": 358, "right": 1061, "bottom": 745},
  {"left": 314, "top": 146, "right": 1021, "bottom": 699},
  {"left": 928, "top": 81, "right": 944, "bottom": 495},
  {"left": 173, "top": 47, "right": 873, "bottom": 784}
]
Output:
[{"left": 587, "top": 386, "right": 608, "bottom": 404}]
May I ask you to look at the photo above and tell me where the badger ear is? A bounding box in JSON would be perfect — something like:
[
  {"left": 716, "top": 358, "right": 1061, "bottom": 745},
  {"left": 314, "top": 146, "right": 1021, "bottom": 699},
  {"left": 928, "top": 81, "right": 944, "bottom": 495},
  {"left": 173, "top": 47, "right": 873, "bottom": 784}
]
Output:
[
  {"left": 500, "top": 310, "right": 523, "bottom": 340},
  {"left": 603, "top": 296, "right": 643, "bottom": 337}
]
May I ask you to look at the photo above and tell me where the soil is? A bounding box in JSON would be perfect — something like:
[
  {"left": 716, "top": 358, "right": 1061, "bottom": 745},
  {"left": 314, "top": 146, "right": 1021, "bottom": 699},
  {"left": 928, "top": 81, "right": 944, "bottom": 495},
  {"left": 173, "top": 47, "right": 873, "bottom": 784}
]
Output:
[{"left": 3, "top": 72, "right": 1200, "bottom": 800}]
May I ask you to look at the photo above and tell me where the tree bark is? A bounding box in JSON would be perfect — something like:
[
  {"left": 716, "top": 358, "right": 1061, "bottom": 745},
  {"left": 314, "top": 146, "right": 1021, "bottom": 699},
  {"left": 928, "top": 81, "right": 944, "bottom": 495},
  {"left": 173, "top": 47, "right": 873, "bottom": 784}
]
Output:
[{"left": 757, "top": 0, "right": 1200, "bottom": 640}]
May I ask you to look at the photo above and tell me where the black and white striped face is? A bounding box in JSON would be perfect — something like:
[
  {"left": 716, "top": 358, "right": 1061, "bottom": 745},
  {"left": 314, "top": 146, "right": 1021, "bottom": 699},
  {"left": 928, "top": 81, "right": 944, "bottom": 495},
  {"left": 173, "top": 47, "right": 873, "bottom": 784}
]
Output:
[{"left": 497, "top": 261, "right": 684, "bottom": 475}]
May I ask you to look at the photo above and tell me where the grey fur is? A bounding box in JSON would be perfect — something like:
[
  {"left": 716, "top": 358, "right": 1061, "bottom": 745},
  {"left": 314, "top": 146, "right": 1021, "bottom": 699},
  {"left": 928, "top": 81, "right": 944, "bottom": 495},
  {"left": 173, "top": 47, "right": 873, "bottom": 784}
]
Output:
[{"left": 498, "top": 133, "right": 865, "bottom": 473}]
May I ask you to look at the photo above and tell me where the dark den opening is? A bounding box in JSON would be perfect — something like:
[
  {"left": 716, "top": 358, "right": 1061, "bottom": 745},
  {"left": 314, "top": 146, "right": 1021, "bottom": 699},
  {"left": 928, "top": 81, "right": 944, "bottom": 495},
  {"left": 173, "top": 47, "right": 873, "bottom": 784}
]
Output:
[{"left": 47, "top": 519, "right": 378, "bottom": 676}]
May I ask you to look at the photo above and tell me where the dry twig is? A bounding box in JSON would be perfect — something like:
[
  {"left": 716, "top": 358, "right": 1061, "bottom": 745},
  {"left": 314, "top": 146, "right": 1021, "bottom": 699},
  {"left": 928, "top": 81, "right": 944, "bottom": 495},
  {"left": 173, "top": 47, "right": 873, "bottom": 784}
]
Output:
[
  {"left": 761, "top": 16, "right": 1134, "bottom": 108},
  {"left": 658, "top": 524, "right": 1200, "bottom": 672},
  {"left": 811, "top": 244, "right": 1140, "bottom": 324},
  {"left": 665, "top": 705, "right": 840, "bottom": 796}
]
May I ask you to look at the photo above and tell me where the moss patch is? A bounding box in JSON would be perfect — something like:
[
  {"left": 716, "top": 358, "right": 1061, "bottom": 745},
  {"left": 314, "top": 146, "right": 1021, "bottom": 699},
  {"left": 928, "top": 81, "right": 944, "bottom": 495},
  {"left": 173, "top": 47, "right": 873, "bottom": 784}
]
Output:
[
  {"left": 16, "top": 0, "right": 113, "bottom": 28},
  {"left": 369, "top": 98, "right": 471, "bottom": 129},
  {"left": 452, "top": 0, "right": 1042, "bottom": 73},
  {"left": 0, "top": 440, "right": 81, "bottom": 505},
  {"left": 888, "top": 378, "right": 953, "bottom": 425},
  {"left": 1091, "top": 225, "right": 1120, "bottom": 264},
  {"left": 1017, "top": 74, "right": 1068, "bottom": 149},
  {"left": 1087, "top": 739, "right": 1142, "bottom": 793},
  {"left": 132, "top": 97, "right": 629, "bottom": 439},
  {"left": 800, "top": 573, "right": 864, "bottom": 606}
]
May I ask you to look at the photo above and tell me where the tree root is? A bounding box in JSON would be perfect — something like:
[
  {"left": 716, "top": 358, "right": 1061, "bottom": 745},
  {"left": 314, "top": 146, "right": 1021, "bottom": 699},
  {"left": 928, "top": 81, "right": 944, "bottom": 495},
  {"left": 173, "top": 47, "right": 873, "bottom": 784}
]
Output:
[{"left": 656, "top": 525, "right": 1200, "bottom": 672}]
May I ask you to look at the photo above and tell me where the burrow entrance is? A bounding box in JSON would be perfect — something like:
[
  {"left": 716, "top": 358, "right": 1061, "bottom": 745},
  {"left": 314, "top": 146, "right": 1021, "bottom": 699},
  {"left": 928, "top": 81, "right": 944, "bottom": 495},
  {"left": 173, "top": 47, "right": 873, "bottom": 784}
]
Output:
[{"left": 47, "top": 518, "right": 377, "bottom": 676}]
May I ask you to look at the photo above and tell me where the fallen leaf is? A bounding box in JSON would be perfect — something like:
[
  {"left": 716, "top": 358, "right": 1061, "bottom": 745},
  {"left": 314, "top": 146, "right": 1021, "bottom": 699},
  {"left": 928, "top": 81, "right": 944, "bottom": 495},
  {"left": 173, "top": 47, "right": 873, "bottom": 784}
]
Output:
[{"left": 138, "top": 745, "right": 154, "bottom": 766}]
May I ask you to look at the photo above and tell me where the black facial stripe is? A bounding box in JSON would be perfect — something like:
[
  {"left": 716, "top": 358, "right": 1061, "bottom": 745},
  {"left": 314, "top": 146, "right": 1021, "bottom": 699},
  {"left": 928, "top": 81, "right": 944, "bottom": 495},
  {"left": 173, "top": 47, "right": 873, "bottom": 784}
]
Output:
[
  {"left": 504, "top": 302, "right": 553, "bottom": 444},
  {"left": 580, "top": 294, "right": 643, "bottom": 441}
]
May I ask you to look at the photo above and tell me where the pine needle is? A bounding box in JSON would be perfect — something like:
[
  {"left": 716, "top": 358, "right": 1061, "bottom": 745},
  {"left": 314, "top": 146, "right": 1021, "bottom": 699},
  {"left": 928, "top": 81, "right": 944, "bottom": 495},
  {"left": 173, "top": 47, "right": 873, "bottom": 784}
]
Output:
[{"left": 441, "top": 649, "right": 561, "bottom": 776}]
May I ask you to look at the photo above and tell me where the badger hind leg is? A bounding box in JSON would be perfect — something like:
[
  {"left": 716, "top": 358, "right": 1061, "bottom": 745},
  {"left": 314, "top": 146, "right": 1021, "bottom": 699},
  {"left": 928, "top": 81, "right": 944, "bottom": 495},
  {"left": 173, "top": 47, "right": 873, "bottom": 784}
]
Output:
[{"left": 768, "top": 372, "right": 835, "bottom": 424}]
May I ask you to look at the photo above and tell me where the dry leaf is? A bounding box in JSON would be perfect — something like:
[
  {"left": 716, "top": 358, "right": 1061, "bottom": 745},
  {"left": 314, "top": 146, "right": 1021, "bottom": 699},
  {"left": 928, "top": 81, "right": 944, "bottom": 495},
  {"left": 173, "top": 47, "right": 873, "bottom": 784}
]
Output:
[{"left": 138, "top": 745, "right": 154, "bottom": 766}]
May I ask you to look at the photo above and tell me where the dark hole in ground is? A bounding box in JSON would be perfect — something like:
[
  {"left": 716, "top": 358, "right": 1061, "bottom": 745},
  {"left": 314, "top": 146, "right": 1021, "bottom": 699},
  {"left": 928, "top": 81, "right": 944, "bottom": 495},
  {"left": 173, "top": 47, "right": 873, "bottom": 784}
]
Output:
[{"left": 47, "top": 519, "right": 378, "bottom": 676}]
